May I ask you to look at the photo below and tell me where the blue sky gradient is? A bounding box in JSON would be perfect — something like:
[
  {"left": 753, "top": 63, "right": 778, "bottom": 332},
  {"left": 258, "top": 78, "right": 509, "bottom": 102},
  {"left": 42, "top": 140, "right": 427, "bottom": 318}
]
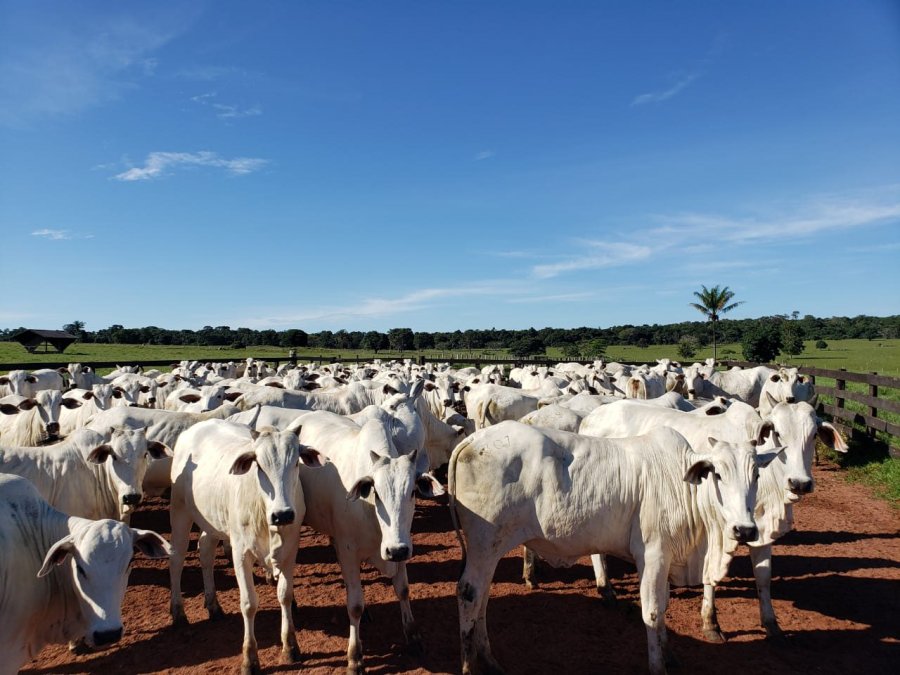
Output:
[{"left": 2, "top": 1, "right": 899, "bottom": 333}]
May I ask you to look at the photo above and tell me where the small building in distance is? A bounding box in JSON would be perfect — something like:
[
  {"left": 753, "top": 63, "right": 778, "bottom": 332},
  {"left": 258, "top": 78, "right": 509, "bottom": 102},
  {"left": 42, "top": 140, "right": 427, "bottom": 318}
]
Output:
[{"left": 13, "top": 329, "right": 78, "bottom": 354}]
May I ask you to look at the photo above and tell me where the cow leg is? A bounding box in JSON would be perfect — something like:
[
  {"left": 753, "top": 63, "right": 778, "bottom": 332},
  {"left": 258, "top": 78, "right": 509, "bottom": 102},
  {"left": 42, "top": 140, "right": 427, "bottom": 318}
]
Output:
[
  {"left": 392, "top": 562, "right": 424, "bottom": 656},
  {"left": 591, "top": 553, "right": 617, "bottom": 605},
  {"left": 750, "top": 544, "right": 782, "bottom": 638},
  {"left": 458, "top": 550, "right": 505, "bottom": 675},
  {"left": 636, "top": 547, "right": 671, "bottom": 675},
  {"left": 233, "top": 550, "right": 261, "bottom": 675},
  {"left": 274, "top": 550, "right": 302, "bottom": 664},
  {"left": 522, "top": 546, "right": 538, "bottom": 590},
  {"left": 700, "top": 584, "right": 725, "bottom": 642},
  {"left": 338, "top": 551, "right": 366, "bottom": 675},
  {"left": 198, "top": 531, "right": 224, "bottom": 620},
  {"left": 168, "top": 501, "right": 192, "bottom": 626}
]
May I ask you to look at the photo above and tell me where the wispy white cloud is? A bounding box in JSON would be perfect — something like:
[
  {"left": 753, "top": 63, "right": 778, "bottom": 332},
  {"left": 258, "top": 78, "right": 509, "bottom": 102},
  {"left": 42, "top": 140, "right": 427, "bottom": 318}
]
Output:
[
  {"left": 532, "top": 242, "right": 654, "bottom": 279},
  {"left": 113, "top": 151, "right": 268, "bottom": 181},
  {"left": 650, "top": 199, "right": 900, "bottom": 244},
  {"left": 631, "top": 71, "right": 701, "bottom": 106},
  {"left": 0, "top": 7, "right": 199, "bottom": 127},
  {"left": 190, "top": 92, "right": 262, "bottom": 119},
  {"left": 475, "top": 150, "right": 495, "bottom": 161},
  {"left": 507, "top": 292, "right": 595, "bottom": 304},
  {"left": 31, "top": 228, "right": 94, "bottom": 241}
]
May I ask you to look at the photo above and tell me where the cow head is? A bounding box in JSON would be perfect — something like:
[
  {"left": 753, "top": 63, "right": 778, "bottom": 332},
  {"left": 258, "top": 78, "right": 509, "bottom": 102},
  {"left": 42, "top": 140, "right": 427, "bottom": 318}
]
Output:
[
  {"left": 83, "top": 427, "right": 172, "bottom": 519},
  {"left": 685, "top": 437, "right": 785, "bottom": 543},
  {"left": 37, "top": 519, "right": 170, "bottom": 649},
  {"left": 230, "top": 428, "right": 323, "bottom": 528}
]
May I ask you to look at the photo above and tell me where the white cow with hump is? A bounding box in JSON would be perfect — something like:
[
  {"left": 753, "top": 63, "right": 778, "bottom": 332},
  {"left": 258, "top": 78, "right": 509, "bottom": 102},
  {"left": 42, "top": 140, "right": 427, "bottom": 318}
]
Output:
[
  {"left": 449, "top": 422, "right": 782, "bottom": 675},
  {"left": 0, "top": 390, "right": 80, "bottom": 446},
  {"left": 288, "top": 410, "right": 443, "bottom": 674},
  {"left": 0, "top": 473, "right": 170, "bottom": 675},
  {"left": 0, "top": 426, "right": 172, "bottom": 522},
  {"left": 169, "top": 419, "right": 324, "bottom": 674}
]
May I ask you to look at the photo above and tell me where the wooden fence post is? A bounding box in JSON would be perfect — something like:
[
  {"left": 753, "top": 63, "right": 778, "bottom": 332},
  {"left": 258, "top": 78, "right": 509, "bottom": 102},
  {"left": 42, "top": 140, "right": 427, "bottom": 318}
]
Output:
[
  {"left": 836, "top": 369, "right": 846, "bottom": 420},
  {"left": 869, "top": 372, "right": 878, "bottom": 438}
]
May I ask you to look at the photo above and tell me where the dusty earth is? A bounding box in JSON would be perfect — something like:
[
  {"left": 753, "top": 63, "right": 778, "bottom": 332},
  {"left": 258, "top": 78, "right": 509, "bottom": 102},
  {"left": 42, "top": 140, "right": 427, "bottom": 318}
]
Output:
[{"left": 22, "top": 462, "right": 899, "bottom": 675}]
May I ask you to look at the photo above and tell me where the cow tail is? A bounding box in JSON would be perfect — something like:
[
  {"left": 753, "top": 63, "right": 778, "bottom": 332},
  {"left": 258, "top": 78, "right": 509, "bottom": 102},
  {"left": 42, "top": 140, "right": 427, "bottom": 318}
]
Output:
[{"left": 447, "top": 440, "right": 468, "bottom": 570}]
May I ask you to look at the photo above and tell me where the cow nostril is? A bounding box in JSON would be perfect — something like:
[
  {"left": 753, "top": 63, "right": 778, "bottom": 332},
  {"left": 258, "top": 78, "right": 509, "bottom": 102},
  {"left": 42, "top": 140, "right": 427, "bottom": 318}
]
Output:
[
  {"left": 789, "top": 479, "right": 813, "bottom": 494},
  {"left": 386, "top": 544, "right": 411, "bottom": 562},
  {"left": 270, "top": 509, "right": 295, "bottom": 526},
  {"left": 733, "top": 525, "right": 758, "bottom": 542},
  {"left": 786, "top": 396, "right": 796, "bottom": 404},
  {"left": 122, "top": 493, "right": 141, "bottom": 506},
  {"left": 443, "top": 399, "right": 452, "bottom": 406},
  {"left": 93, "top": 627, "right": 123, "bottom": 646}
]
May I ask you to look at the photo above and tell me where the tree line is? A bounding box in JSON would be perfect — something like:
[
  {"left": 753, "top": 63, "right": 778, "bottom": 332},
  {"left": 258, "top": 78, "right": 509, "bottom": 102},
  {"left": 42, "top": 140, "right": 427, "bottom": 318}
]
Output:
[{"left": 1, "top": 315, "right": 897, "bottom": 359}]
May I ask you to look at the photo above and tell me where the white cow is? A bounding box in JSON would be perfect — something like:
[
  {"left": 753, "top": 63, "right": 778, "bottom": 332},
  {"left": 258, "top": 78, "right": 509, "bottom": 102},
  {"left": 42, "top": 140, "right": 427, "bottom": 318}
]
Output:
[
  {"left": 0, "top": 368, "right": 66, "bottom": 398},
  {"left": 85, "top": 404, "right": 241, "bottom": 495},
  {"left": 236, "top": 381, "right": 397, "bottom": 416},
  {"left": 67, "top": 363, "right": 106, "bottom": 390},
  {"left": 164, "top": 384, "right": 242, "bottom": 413},
  {"left": 450, "top": 422, "right": 782, "bottom": 675},
  {"left": 519, "top": 404, "right": 585, "bottom": 432},
  {"left": 757, "top": 368, "right": 816, "bottom": 417},
  {"left": 289, "top": 411, "right": 443, "bottom": 674},
  {"left": 0, "top": 473, "right": 170, "bottom": 675},
  {"left": 59, "top": 384, "right": 121, "bottom": 435},
  {"left": 697, "top": 365, "right": 776, "bottom": 407},
  {"left": 169, "top": 419, "right": 323, "bottom": 674},
  {"left": 0, "top": 390, "right": 80, "bottom": 446},
  {"left": 0, "top": 426, "right": 171, "bottom": 521}
]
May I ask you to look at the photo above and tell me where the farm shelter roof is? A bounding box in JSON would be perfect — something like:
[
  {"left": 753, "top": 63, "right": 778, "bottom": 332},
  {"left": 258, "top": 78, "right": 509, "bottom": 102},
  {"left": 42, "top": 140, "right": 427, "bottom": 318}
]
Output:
[{"left": 12, "top": 329, "right": 78, "bottom": 353}]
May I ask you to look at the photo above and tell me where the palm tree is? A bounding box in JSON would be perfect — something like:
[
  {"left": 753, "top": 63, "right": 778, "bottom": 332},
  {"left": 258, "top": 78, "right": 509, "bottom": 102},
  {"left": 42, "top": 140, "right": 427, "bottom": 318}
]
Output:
[{"left": 689, "top": 285, "right": 744, "bottom": 361}]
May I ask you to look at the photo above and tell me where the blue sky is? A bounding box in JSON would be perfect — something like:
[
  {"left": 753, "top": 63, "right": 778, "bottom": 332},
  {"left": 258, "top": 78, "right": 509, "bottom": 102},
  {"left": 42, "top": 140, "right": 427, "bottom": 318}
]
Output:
[{"left": 2, "top": 1, "right": 899, "bottom": 333}]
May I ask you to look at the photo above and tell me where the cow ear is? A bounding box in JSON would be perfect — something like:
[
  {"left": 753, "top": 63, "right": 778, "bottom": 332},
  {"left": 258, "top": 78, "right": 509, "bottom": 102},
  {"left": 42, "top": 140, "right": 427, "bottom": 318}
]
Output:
[
  {"left": 179, "top": 394, "right": 201, "bottom": 403},
  {"left": 81, "top": 391, "right": 95, "bottom": 400},
  {"left": 147, "top": 441, "right": 173, "bottom": 460},
  {"left": 265, "top": 382, "right": 285, "bottom": 388},
  {"left": 817, "top": 421, "right": 848, "bottom": 453},
  {"left": 347, "top": 476, "right": 374, "bottom": 501},
  {"left": 18, "top": 399, "right": 38, "bottom": 411},
  {"left": 224, "top": 391, "right": 242, "bottom": 402},
  {"left": 704, "top": 405, "right": 727, "bottom": 416},
  {"left": 382, "top": 384, "right": 399, "bottom": 395},
  {"left": 416, "top": 473, "right": 445, "bottom": 499},
  {"left": 139, "top": 385, "right": 150, "bottom": 393},
  {"left": 62, "top": 398, "right": 82, "bottom": 409},
  {"left": 113, "top": 388, "right": 124, "bottom": 398},
  {"left": 131, "top": 529, "right": 172, "bottom": 559},
  {"left": 87, "top": 444, "right": 115, "bottom": 464},
  {"left": 424, "top": 381, "right": 436, "bottom": 391},
  {"left": 755, "top": 446, "right": 786, "bottom": 468},
  {"left": 26, "top": 375, "right": 38, "bottom": 383},
  {"left": 756, "top": 421, "right": 775, "bottom": 445},
  {"left": 298, "top": 446, "right": 324, "bottom": 467},
  {"left": 0, "top": 403, "right": 19, "bottom": 415},
  {"left": 769, "top": 373, "right": 781, "bottom": 382},
  {"left": 684, "top": 458, "right": 715, "bottom": 485},
  {"left": 230, "top": 452, "right": 257, "bottom": 475},
  {"left": 57, "top": 367, "right": 68, "bottom": 375},
  {"left": 38, "top": 536, "right": 77, "bottom": 577}
]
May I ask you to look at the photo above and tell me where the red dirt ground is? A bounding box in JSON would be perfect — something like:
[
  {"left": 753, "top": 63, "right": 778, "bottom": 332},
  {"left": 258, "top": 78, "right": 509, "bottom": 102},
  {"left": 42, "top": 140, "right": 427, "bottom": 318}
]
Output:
[{"left": 21, "top": 462, "right": 899, "bottom": 674}]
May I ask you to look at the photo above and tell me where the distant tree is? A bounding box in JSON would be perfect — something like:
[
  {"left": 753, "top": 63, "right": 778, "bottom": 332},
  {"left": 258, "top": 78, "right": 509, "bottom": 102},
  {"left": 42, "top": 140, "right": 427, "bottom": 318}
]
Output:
[
  {"left": 561, "top": 343, "right": 582, "bottom": 360},
  {"left": 689, "top": 285, "right": 744, "bottom": 361},
  {"left": 742, "top": 322, "right": 783, "bottom": 363},
  {"left": 413, "top": 331, "right": 434, "bottom": 350},
  {"left": 677, "top": 335, "right": 699, "bottom": 360},
  {"left": 362, "top": 331, "right": 388, "bottom": 353},
  {"left": 387, "top": 328, "right": 415, "bottom": 352},
  {"left": 815, "top": 339, "right": 828, "bottom": 349},
  {"left": 279, "top": 329, "right": 308, "bottom": 348},
  {"left": 509, "top": 336, "right": 545, "bottom": 357},
  {"left": 781, "top": 320, "right": 805, "bottom": 359},
  {"left": 62, "top": 320, "right": 86, "bottom": 340},
  {"left": 578, "top": 338, "right": 607, "bottom": 358}
]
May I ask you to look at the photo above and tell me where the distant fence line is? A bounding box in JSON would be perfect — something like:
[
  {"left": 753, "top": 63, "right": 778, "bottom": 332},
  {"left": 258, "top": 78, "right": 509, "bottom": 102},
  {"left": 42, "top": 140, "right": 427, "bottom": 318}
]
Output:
[{"left": 3, "top": 355, "right": 898, "bottom": 458}]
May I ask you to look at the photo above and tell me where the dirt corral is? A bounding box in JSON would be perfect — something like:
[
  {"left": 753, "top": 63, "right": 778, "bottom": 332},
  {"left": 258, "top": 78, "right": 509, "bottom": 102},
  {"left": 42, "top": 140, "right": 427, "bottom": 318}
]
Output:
[{"left": 22, "top": 462, "right": 899, "bottom": 674}]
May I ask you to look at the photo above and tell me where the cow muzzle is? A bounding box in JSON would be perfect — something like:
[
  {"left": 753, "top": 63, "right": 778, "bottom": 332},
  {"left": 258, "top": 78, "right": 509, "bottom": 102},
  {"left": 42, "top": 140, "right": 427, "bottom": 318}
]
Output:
[
  {"left": 122, "top": 493, "right": 142, "bottom": 506},
  {"left": 45, "top": 422, "right": 60, "bottom": 437},
  {"left": 270, "top": 509, "right": 295, "bottom": 526},
  {"left": 787, "top": 478, "right": 813, "bottom": 495},
  {"left": 384, "top": 544, "right": 411, "bottom": 562},
  {"left": 732, "top": 525, "right": 758, "bottom": 543}
]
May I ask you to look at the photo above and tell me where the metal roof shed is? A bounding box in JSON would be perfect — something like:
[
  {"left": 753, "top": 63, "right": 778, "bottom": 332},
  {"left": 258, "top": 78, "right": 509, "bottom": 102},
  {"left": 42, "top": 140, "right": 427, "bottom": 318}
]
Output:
[{"left": 13, "top": 329, "right": 78, "bottom": 354}]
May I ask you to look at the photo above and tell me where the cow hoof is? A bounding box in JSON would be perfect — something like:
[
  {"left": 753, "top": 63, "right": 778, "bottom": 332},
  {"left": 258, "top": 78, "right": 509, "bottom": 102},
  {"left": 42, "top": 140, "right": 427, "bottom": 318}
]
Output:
[
  {"left": 702, "top": 628, "right": 726, "bottom": 643},
  {"left": 171, "top": 610, "right": 189, "bottom": 628},
  {"left": 68, "top": 639, "right": 90, "bottom": 655},
  {"left": 524, "top": 578, "right": 538, "bottom": 591},
  {"left": 346, "top": 662, "right": 366, "bottom": 675},
  {"left": 207, "top": 605, "right": 225, "bottom": 621},
  {"left": 241, "top": 659, "right": 262, "bottom": 675},
  {"left": 764, "top": 623, "right": 785, "bottom": 641},
  {"left": 597, "top": 585, "right": 618, "bottom": 608},
  {"left": 282, "top": 644, "right": 302, "bottom": 664}
]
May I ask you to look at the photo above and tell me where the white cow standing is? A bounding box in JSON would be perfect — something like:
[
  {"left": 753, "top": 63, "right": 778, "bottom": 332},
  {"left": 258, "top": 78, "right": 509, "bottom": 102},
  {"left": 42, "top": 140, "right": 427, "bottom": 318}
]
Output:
[
  {"left": 0, "top": 426, "right": 172, "bottom": 522},
  {"left": 289, "top": 411, "right": 443, "bottom": 674},
  {"left": 450, "top": 422, "right": 781, "bottom": 675},
  {"left": 169, "top": 419, "right": 323, "bottom": 675},
  {"left": 0, "top": 473, "right": 170, "bottom": 675},
  {"left": 0, "top": 390, "right": 80, "bottom": 446}
]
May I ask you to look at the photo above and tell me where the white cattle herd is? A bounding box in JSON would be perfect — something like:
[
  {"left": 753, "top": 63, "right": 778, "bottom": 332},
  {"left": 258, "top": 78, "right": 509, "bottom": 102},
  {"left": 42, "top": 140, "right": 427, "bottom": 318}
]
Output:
[{"left": 0, "top": 356, "right": 848, "bottom": 674}]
